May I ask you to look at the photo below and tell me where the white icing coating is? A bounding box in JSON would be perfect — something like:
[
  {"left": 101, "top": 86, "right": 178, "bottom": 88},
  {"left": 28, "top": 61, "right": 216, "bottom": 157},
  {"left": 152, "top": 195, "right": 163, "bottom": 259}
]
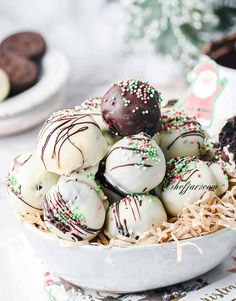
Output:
[
  {"left": 0, "top": 69, "right": 10, "bottom": 102},
  {"left": 208, "top": 162, "right": 228, "bottom": 195},
  {"left": 58, "top": 164, "right": 109, "bottom": 210},
  {"left": 43, "top": 180, "right": 106, "bottom": 241},
  {"left": 58, "top": 164, "right": 99, "bottom": 189},
  {"left": 106, "top": 194, "right": 167, "bottom": 237},
  {"left": 75, "top": 98, "right": 121, "bottom": 147},
  {"left": 158, "top": 110, "right": 206, "bottom": 161},
  {"left": 105, "top": 133, "right": 166, "bottom": 194},
  {"left": 161, "top": 157, "right": 217, "bottom": 216},
  {"left": 6, "top": 152, "right": 59, "bottom": 215},
  {"left": 36, "top": 109, "right": 108, "bottom": 175}
]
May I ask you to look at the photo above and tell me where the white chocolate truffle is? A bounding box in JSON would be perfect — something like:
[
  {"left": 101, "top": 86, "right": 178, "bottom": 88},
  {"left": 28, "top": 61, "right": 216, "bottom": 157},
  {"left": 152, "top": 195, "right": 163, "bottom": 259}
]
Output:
[
  {"left": 6, "top": 152, "right": 59, "bottom": 215},
  {"left": 75, "top": 98, "right": 121, "bottom": 147},
  {"left": 106, "top": 194, "right": 167, "bottom": 237},
  {"left": 58, "top": 164, "right": 109, "bottom": 210},
  {"left": 105, "top": 133, "right": 166, "bottom": 194},
  {"left": 208, "top": 162, "right": 228, "bottom": 195},
  {"left": 36, "top": 109, "right": 108, "bottom": 175},
  {"left": 159, "top": 110, "right": 206, "bottom": 161},
  {"left": 161, "top": 156, "right": 217, "bottom": 216},
  {"left": 0, "top": 69, "right": 10, "bottom": 102},
  {"left": 43, "top": 180, "right": 106, "bottom": 241}
]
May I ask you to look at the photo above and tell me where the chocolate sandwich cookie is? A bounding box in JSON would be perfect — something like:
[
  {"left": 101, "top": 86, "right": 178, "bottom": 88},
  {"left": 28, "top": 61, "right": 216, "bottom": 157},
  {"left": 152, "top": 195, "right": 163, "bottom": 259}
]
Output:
[
  {"left": 0, "top": 32, "right": 46, "bottom": 62},
  {"left": 0, "top": 54, "right": 39, "bottom": 95}
]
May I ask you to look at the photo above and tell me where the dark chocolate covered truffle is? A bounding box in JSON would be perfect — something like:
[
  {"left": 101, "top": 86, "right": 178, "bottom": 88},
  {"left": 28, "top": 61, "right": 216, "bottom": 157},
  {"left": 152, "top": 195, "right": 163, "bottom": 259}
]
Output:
[
  {"left": 101, "top": 79, "right": 162, "bottom": 136},
  {"left": 219, "top": 116, "right": 236, "bottom": 162}
]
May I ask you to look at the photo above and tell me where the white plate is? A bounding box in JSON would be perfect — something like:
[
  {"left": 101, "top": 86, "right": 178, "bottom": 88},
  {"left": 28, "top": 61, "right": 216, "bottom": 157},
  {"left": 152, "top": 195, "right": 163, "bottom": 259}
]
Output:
[
  {"left": 0, "top": 51, "right": 69, "bottom": 136},
  {"left": 22, "top": 224, "right": 236, "bottom": 293}
]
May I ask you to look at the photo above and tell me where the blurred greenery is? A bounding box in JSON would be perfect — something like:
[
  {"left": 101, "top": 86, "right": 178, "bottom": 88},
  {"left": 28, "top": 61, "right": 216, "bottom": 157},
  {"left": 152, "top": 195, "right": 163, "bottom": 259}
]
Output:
[{"left": 124, "top": 0, "right": 236, "bottom": 68}]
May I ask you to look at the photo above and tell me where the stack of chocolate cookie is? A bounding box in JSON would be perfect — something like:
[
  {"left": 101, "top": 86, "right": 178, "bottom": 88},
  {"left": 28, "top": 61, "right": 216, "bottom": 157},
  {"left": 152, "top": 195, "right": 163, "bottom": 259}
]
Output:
[{"left": 0, "top": 31, "right": 47, "bottom": 101}]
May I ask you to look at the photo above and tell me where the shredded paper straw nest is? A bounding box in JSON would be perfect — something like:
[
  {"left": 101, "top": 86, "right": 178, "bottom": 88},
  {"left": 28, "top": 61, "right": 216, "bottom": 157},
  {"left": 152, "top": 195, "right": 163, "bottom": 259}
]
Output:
[{"left": 23, "top": 177, "right": 236, "bottom": 250}]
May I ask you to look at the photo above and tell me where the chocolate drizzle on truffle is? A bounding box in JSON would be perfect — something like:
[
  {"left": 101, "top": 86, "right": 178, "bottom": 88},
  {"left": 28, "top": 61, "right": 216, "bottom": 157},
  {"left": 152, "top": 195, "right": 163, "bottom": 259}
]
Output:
[
  {"left": 106, "top": 133, "right": 161, "bottom": 171},
  {"left": 111, "top": 195, "right": 143, "bottom": 237},
  {"left": 167, "top": 131, "right": 205, "bottom": 150},
  {"left": 8, "top": 185, "right": 42, "bottom": 210},
  {"left": 43, "top": 186, "right": 100, "bottom": 242},
  {"left": 162, "top": 156, "right": 200, "bottom": 191},
  {"left": 110, "top": 163, "right": 153, "bottom": 171},
  {"left": 6, "top": 153, "right": 43, "bottom": 211},
  {"left": 162, "top": 110, "right": 205, "bottom": 150},
  {"left": 37, "top": 110, "right": 100, "bottom": 170},
  {"left": 105, "top": 132, "right": 166, "bottom": 194}
]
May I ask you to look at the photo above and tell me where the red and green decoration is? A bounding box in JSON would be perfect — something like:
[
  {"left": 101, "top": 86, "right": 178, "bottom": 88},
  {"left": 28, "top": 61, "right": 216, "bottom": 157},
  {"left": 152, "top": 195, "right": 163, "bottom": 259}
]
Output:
[{"left": 176, "top": 58, "right": 227, "bottom": 128}]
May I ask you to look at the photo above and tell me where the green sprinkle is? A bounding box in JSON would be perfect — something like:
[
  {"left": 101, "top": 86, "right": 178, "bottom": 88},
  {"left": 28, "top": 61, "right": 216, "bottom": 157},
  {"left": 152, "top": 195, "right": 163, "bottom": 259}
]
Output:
[
  {"left": 6, "top": 174, "right": 21, "bottom": 194},
  {"left": 71, "top": 211, "right": 85, "bottom": 222},
  {"left": 96, "top": 185, "right": 102, "bottom": 192},
  {"left": 86, "top": 172, "right": 95, "bottom": 179}
]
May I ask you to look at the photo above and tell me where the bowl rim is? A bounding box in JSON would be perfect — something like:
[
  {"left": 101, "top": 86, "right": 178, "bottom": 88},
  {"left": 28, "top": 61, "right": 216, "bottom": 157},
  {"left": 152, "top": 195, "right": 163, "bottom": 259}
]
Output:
[{"left": 23, "top": 222, "right": 231, "bottom": 251}]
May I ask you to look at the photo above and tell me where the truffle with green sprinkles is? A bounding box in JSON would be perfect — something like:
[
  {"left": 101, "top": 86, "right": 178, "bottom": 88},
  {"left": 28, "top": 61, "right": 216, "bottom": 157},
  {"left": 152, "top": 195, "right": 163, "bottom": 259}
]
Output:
[
  {"left": 162, "top": 156, "right": 201, "bottom": 188},
  {"left": 57, "top": 164, "right": 109, "bottom": 210},
  {"left": 6, "top": 151, "right": 59, "bottom": 216},
  {"left": 158, "top": 109, "right": 206, "bottom": 160},
  {"left": 6, "top": 174, "right": 21, "bottom": 194},
  {"left": 161, "top": 156, "right": 217, "bottom": 216},
  {"left": 101, "top": 78, "right": 162, "bottom": 136},
  {"left": 104, "top": 133, "right": 166, "bottom": 194},
  {"left": 43, "top": 180, "right": 106, "bottom": 242}
]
